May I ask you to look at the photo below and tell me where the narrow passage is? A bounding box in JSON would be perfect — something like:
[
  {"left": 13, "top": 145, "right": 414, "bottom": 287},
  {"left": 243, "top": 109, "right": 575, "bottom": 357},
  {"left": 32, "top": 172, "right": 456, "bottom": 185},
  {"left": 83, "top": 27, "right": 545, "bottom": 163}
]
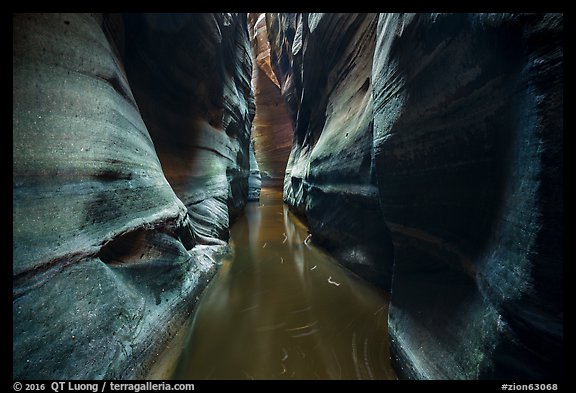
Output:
[{"left": 171, "top": 188, "right": 397, "bottom": 380}]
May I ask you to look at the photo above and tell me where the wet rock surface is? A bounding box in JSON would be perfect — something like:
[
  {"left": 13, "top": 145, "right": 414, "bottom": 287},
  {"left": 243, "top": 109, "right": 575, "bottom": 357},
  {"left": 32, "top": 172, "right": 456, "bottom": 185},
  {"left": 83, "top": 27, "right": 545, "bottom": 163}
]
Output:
[
  {"left": 13, "top": 13, "right": 252, "bottom": 379},
  {"left": 267, "top": 13, "right": 563, "bottom": 379}
]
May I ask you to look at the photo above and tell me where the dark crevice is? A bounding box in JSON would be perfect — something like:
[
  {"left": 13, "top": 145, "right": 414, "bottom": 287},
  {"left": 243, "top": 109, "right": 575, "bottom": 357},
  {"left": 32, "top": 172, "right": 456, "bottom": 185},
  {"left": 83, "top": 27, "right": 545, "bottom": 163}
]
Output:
[{"left": 98, "top": 228, "right": 152, "bottom": 266}]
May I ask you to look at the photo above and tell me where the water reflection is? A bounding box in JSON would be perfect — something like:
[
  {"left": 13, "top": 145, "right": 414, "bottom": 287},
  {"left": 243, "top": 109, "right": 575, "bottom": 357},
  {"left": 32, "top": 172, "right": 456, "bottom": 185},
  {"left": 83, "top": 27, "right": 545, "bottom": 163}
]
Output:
[{"left": 171, "top": 188, "right": 397, "bottom": 379}]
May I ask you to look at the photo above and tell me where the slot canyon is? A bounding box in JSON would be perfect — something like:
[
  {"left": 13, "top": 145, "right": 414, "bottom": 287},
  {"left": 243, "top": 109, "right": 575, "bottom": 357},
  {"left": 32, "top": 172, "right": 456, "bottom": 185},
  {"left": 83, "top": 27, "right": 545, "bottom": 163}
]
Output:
[{"left": 13, "top": 13, "right": 563, "bottom": 380}]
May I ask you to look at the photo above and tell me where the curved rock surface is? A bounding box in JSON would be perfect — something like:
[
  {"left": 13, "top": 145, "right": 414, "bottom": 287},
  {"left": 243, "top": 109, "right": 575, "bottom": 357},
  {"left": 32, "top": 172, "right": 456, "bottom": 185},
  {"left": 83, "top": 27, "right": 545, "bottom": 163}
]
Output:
[
  {"left": 13, "top": 12, "right": 563, "bottom": 380},
  {"left": 267, "top": 12, "right": 563, "bottom": 379},
  {"left": 13, "top": 13, "right": 253, "bottom": 379},
  {"left": 123, "top": 13, "right": 254, "bottom": 242},
  {"left": 248, "top": 13, "right": 294, "bottom": 187},
  {"left": 248, "top": 141, "right": 262, "bottom": 201},
  {"left": 373, "top": 13, "right": 563, "bottom": 380},
  {"left": 267, "top": 13, "right": 394, "bottom": 288}
]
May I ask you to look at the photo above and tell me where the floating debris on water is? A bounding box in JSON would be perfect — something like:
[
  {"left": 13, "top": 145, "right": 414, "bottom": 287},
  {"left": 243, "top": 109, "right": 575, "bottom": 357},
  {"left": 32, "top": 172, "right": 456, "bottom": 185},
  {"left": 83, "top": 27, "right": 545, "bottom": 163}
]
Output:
[{"left": 327, "top": 276, "right": 341, "bottom": 286}]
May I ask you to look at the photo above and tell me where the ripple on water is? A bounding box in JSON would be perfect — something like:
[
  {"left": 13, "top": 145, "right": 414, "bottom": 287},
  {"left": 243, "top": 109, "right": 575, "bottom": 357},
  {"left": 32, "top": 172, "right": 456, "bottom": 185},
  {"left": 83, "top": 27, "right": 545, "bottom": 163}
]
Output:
[{"left": 166, "top": 188, "right": 397, "bottom": 380}]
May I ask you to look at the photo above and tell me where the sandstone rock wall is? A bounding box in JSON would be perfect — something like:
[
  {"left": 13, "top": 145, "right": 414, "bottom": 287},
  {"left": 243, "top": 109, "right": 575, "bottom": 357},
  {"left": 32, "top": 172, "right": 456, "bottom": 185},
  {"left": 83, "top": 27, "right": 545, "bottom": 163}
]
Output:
[
  {"left": 267, "top": 13, "right": 394, "bottom": 288},
  {"left": 267, "top": 12, "right": 563, "bottom": 379},
  {"left": 248, "top": 13, "right": 294, "bottom": 187},
  {"left": 13, "top": 13, "right": 253, "bottom": 379},
  {"left": 248, "top": 141, "right": 262, "bottom": 201},
  {"left": 123, "top": 13, "right": 254, "bottom": 243}
]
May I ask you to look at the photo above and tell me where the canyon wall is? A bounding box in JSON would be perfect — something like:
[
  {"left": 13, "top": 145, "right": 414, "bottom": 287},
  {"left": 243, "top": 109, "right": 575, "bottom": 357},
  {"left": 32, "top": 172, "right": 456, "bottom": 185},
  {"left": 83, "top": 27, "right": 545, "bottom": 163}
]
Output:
[
  {"left": 267, "top": 13, "right": 563, "bottom": 379},
  {"left": 123, "top": 13, "right": 254, "bottom": 240},
  {"left": 267, "top": 13, "right": 394, "bottom": 288},
  {"left": 248, "top": 13, "right": 294, "bottom": 187},
  {"left": 248, "top": 142, "right": 262, "bottom": 200},
  {"left": 13, "top": 13, "right": 253, "bottom": 379}
]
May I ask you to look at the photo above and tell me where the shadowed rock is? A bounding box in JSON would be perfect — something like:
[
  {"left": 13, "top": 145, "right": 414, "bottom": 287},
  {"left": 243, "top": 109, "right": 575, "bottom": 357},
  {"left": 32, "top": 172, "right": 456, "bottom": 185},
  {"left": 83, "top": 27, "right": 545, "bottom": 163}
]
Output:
[
  {"left": 248, "top": 141, "right": 262, "bottom": 201},
  {"left": 372, "top": 13, "right": 563, "bottom": 380},
  {"left": 13, "top": 12, "right": 253, "bottom": 379},
  {"left": 267, "top": 13, "right": 394, "bottom": 289},
  {"left": 267, "top": 12, "right": 563, "bottom": 379},
  {"left": 123, "top": 13, "right": 254, "bottom": 237},
  {"left": 13, "top": 12, "right": 563, "bottom": 380}
]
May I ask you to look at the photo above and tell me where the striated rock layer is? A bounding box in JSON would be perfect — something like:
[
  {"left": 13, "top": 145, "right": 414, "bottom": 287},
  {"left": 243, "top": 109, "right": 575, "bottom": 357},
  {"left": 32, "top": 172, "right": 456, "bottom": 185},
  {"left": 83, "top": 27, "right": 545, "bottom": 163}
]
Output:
[
  {"left": 123, "top": 13, "right": 254, "bottom": 243},
  {"left": 248, "top": 13, "right": 294, "bottom": 187},
  {"left": 248, "top": 141, "right": 262, "bottom": 201},
  {"left": 13, "top": 13, "right": 253, "bottom": 379},
  {"left": 267, "top": 13, "right": 394, "bottom": 288},
  {"left": 267, "top": 13, "right": 563, "bottom": 379}
]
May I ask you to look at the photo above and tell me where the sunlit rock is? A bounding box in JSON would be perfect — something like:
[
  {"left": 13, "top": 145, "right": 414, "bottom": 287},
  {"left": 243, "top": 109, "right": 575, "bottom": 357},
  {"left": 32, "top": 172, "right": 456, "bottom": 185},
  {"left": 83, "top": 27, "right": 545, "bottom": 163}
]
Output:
[{"left": 248, "top": 13, "right": 294, "bottom": 187}]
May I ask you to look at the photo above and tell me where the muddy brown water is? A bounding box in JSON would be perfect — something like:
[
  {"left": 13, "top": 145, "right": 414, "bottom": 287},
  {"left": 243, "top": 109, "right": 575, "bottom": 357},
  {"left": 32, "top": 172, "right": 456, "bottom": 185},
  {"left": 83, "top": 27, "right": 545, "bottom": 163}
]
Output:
[{"left": 169, "top": 188, "right": 397, "bottom": 380}]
